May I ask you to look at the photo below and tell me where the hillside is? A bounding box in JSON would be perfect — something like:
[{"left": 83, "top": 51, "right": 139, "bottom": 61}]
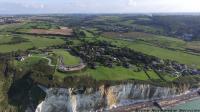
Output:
[{"left": 0, "top": 15, "right": 200, "bottom": 111}]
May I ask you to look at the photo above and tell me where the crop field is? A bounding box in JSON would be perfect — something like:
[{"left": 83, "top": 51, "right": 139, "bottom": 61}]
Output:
[
  {"left": 186, "top": 41, "right": 200, "bottom": 52},
  {"left": 103, "top": 32, "right": 186, "bottom": 50},
  {"left": 15, "top": 21, "right": 74, "bottom": 36},
  {"left": 0, "top": 35, "right": 65, "bottom": 53},
  {"left": 29, "top": 27, "right": 73, "bottom": 36}
]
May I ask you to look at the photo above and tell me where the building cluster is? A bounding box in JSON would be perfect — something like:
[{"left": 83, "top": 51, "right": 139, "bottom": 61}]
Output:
[
  {"left": 71, "top": 41, "right": 200, "bottom": 76},
  {"left": 0, "top": 17, "right": 21, "bottom": 24},
  {"left": 152, "top": 60, "right": 200, "bottom": 77},
  {"left": 15, "top": 54, "right": 32, "bottom": 61}
]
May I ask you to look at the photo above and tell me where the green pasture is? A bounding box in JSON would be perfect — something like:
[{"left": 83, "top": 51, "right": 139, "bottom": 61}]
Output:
[
  {"left": 54, "top": 66, "right": 176, "bottom": 81},
  {"left": 14, "top": 55, "right": 45, "bottom": 68},
  {"left": 0, "top": 35, "right": 65, "bottom": 53},
  {"left": 53, "top": 49, "right": 81, "bottom": 66}
]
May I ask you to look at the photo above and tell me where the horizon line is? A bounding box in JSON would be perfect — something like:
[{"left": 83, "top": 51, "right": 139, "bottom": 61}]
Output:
[{"left": 1, "top": 12, "right": 200, "bottom": 16}]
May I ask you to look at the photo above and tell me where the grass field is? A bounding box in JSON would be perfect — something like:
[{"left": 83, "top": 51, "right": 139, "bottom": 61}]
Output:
[
  {"left": 103, "top": 32, "right": 186, "bottom": 50},
  {"left": 0, "top": 35, "right": 65, "bottom": 53},
  {"left": 17, "top": 21, "right": 59, "bottom": 30},
  {"left": 54, "top": 66, "right": 148, "bottom": 81},
  {"left": 53, "top": 49, "right": 81, "bottom": 65},
  {"left": 0, "top": 23, "right": 24, "bottom": 32},
  {"left": 0, "top": 34, "right": 12, "bottom": 44},
  {"left": 54, "top": 66, "right": 176, "bottom": 81},
  {"left": 146, "top": 70, "right": 160, "bottom": 80},
  {"left": 80, "top": 29, "right": 94, "bottom": 38},
  {"left": 14, "top": 55, "right": 45, "bottom": 68}
]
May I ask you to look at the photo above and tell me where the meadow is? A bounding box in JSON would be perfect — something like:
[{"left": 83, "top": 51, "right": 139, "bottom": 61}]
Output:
[
  {"left": 14, "top": 56, "right": 45, "bottom": 68},
  {"left": 0, "top": 35, "right": 65, "bottom": 53},
  {"left": 0, "top": 34, "right": 13, "bottom": 44},
  {"left": 54, "top": 66, "right": 176, "bottom": 82},
  {"left": 53, "top": 49, "right": 81, "bottom": 66}
]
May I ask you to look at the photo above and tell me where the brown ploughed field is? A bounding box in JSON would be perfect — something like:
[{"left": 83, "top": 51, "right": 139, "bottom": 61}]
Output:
[{"left": 30, "top": 27, "right": 73, "bottom": 36}]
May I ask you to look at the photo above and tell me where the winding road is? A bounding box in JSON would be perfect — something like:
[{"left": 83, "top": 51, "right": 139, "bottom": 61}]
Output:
[{"left": 42, "top": 57, "right": 56, "bottom": 67}]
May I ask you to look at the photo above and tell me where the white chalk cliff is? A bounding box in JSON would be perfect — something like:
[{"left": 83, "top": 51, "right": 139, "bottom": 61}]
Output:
[{"left": 35, "top": 83, "right": 189, "bottom": 112}]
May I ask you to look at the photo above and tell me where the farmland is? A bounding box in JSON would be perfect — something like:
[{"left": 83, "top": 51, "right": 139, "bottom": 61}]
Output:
[
  {"left": 0, "top": 34, "right": 65, "bottom": 53},
  {"left": 29, "top": 27, "right": 73, "bottom": 36},
  {"left": 0, "top": 15, "right": 199, "bottom": 85}
]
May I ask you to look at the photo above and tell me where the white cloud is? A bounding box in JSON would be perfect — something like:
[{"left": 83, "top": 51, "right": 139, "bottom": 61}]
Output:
[
  {"left": 128, "top": 0, "right": 136, "bottom": 6},
  {"left": 22, "top": 3, "right": 45, "bottom": 9},
  {"left": 1, "top": 0, "right": 200, "bottom": 14}
]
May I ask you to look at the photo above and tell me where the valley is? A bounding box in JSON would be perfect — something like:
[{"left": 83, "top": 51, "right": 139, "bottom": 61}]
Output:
[{"left": 0, "top": 14, "right": 200, "bottom": 112}]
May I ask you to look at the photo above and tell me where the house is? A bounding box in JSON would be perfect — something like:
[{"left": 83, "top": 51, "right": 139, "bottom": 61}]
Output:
[
  {"left": 28, "top": 54, "right": 32, "bottom": 57},
  {"left": 182, "top": 34, "right": 193, "bottom": 41},
  {"left": 172, "top": 71, "right": 181, "bottom": 77},
  {"left": 16, "top": 53, "right": 32, "bottom": 62},
  {"left": 192, "top": 70, "right": 200, "bottom": 75},
  {"left": 16, "top": 56, "right": 25, "bottom": 61}
]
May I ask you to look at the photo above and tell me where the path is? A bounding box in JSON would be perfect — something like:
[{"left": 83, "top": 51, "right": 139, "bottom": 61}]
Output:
[
  {"left": 58, "top": 56, "right": 87, "bottom": 72},
  {"left": 42, "top": 57, "right": 56, "bottom": 67}
]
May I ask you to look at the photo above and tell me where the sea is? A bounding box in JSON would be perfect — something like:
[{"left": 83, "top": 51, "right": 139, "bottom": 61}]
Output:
[{"left": 171, "top": 97, "right": 200, "bottom": 110}]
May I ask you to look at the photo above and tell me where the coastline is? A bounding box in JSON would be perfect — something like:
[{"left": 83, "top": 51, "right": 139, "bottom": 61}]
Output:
[
  {"left": 164, "top": 96, "right": 200, "bottom": 109},
  {"left": 166, "top": 97, "right": 200, "bottom": 109},
  {"left": 110, "top": 88, "right": 200, "bottom": 112}
]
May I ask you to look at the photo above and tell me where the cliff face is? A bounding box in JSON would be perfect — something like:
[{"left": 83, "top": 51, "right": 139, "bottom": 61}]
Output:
[{"left": 35, "top": 83, "right": 190, "bottom": 112}]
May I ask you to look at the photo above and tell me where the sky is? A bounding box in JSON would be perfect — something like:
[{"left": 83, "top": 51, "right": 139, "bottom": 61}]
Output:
[{"left": 0, "top": 0, "right": 200, "bottom": 14}]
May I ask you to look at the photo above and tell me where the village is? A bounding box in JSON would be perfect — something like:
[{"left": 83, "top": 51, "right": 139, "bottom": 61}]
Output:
[
  {"left": 0, "top": 16, "right": 22, "bottom": 24},
  {"left": 71, "top": 40, "right": 200, "bottom": 77}
]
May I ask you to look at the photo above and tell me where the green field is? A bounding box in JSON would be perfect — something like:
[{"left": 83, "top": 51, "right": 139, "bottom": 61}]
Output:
[
  {"left": 54, "top": 66, "right": 176, "bottom": 81},
  {"left": 103, "top": 32, "right": 186, "bottom": 50},
  {"left": 0, "top": 34, "right": 12, "bottom": 44},
  {"left": 53, "top": 49, "right": 81, "bottom": 65},
  {"left": 14, "top": 55, "right": 45, "bottom": 68},
  {"left": 0, "top": 22, "right": 66, "bottom": 53},
  {"left": 80, "top": 29, "right": 94, "bottom": 38},
  {"left": 0, "top": 35, "right": 65, "bottom": 53},
  {"left": 0, "top": 23, "right": 24, "bottom": 32},
  {"left": 16, "top": 21, "right": 59, "bottom": 31},
  {"left": 146, "top": 70, "right": 160, "bottom": 80},
  {"left": 54, "top": 66, "right": 148, "bottom": 81}
]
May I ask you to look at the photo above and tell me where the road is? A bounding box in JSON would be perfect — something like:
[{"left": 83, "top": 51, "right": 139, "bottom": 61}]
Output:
[{"left": 42, "top": 57, "right": 56, "bottom": 67}]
